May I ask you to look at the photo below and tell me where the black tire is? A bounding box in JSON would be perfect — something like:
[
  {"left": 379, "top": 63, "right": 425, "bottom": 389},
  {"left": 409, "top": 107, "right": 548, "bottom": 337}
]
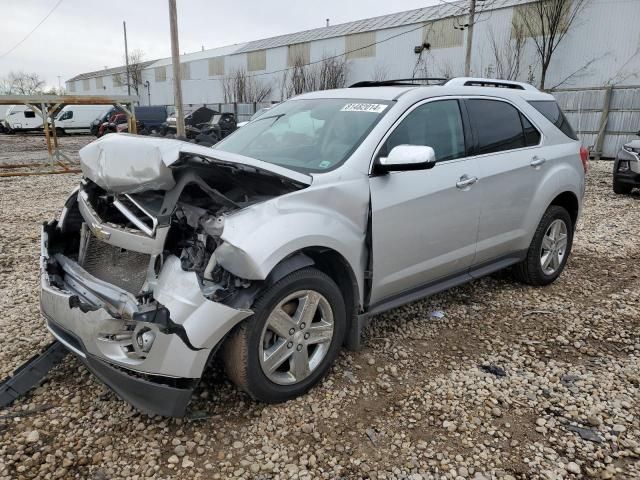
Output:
[
  {"left": 223, "top": 267, "right": 346, "bottom": 403},
  {"left": 513, "top": 205, "right": 574, "bottom": 286},
  {"left": 55, "top": 128, "right": 66, "bottom": 137},
  {"left": 613, "top": 179, "right": 633, "bottom": 195}
]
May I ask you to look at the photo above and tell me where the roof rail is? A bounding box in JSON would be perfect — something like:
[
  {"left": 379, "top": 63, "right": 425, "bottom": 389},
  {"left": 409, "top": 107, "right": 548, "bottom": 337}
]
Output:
[
  {"left": 445, "top": 77, "right": 539, "bottom": 91},
  {"left": 349, "top": 78, "right": 449, "bottom": 88}
]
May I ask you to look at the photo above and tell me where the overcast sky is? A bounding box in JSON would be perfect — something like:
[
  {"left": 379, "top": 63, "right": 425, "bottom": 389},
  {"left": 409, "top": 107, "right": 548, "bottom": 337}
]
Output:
[{"left": 0, "top": 0, "right": 446, "bottom": 88}]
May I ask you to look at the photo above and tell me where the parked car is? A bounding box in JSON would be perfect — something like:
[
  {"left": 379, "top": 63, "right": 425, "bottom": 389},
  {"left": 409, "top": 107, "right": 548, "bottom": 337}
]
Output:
[
  {"left": 40, "top": 77, "right": 587, "bottom": 416},
  {"left": 135, "top": 106, "right": 169, "bottom": 134},
  {"left": 53, "top": 105, "right": 111, "bottom": 135},
  {"left": 4, "top": 104, "right": 42, "bottom": 132},
  {"left": 162, "top": 106, "right": 217, "bottom": 136},
  {"left": 237, "top": 107, "right": 271, "bottom": 128},
  {"left": 612, "top": 132, "right": 640, "bottom": 194},
  {"left": 191, "top": 112, "right": 238, "bottom": 145},
  {"left": 0, "top": 105, "right": 9, "bottom": 133},
  {"left": 91, "top": 106, "right": 124, "bottom": 136},
  {"left": 97, "top": 112, "right": 128, "bottom": 137}
]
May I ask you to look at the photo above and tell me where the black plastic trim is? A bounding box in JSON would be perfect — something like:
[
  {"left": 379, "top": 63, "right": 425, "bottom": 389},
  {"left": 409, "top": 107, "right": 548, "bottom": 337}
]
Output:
[{"left": 81, "top": 355, "right": 195, "bottom": 417}]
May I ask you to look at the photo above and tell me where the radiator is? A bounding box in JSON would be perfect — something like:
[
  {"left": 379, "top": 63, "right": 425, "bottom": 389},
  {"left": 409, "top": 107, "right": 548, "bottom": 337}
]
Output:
[{"left": 81, "top": 234, "right": 150, "bottom": 295}]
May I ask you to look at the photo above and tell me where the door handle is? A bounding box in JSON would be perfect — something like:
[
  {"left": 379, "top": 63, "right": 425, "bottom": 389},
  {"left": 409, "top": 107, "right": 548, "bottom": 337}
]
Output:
[
  {"left": 456, "top": 174, "right": 478, "bottom": 189},
  {"left": 530, "top": 156, "right": 546, "bottom": 167}
]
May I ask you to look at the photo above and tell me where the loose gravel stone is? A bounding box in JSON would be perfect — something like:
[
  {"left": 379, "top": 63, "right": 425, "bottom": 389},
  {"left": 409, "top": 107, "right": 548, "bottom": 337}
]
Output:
[{"left": 0, "top": 137, "right": 638, "bottom": 479}]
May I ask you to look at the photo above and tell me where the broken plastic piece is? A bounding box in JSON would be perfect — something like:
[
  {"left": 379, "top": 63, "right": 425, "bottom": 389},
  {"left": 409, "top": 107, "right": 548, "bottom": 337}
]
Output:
[
  {"left": 480, "top": 364, "right": 507, "bottom": 377},
  {"left": 0, "top": 341, "right": 68, "bottom": 407}
]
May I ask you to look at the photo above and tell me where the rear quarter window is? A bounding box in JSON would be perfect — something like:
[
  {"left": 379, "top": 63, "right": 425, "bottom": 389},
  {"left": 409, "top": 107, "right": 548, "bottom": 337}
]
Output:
[{"left": 528, "top": 100, "right": 578, "bottom": 140}]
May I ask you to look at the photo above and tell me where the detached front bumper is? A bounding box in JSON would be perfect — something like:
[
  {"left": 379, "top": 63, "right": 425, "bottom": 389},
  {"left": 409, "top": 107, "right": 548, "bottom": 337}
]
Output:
[{"left": 40, "top": 223, "right": 251, "bottom": 416}]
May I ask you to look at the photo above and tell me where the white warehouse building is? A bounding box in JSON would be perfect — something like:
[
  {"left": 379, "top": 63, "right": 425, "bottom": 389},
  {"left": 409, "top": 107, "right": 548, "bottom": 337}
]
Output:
[{"left": 67, "top": 0, "right": 640, "bottom": 107}]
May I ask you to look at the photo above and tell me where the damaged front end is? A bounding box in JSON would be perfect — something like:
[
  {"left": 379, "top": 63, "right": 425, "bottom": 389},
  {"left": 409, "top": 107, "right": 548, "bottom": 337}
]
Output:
[{"left": 40, "top": 134, "right": 309, "bottom": 416}]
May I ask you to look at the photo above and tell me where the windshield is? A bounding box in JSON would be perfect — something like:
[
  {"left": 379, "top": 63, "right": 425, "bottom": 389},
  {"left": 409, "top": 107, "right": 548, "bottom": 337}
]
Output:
[{"left": 214, "top": 98, "right": 391, "bottom": 173}]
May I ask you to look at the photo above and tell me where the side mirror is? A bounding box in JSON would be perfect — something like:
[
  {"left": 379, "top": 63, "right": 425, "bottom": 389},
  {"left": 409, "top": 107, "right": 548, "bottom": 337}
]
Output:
[{"left": 377, "top": 145, "right": 436, "bottom": 173}]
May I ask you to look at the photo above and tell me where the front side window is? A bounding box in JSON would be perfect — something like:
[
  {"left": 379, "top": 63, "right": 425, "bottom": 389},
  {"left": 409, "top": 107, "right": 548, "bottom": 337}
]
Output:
[
  {"left": 24, "top": 110, "right": 36, "bottom": 119},
  {"left": 381, "top": 99, "right": 466, "bottom": 161},
  {"left": 215, "top": 98, "right": 390, "bottom": 173},
  {"left": 467, "top": 99, "right": 531, "bottom": 155}
]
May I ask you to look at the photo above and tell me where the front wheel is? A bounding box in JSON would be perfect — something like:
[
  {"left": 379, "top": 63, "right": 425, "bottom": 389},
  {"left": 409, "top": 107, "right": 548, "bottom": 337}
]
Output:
[
  {"left": 613, "top": 179, "right": 633, "bottom": 195},
  {"left": 513, "top": 205, "right": 574, "bottom": 286},
  {"left": 223, "top": 267, "right": 346, "bottom": 403}
]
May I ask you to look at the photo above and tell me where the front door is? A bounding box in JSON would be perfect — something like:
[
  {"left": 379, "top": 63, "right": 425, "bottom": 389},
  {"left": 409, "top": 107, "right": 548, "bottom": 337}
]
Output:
[{"left": 369, "top": 99, "right": 481, "bottom": 305}]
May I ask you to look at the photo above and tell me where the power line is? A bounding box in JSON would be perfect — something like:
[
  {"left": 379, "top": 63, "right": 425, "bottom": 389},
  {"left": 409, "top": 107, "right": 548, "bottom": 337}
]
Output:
[{"left": 0, "top": 0, "right": 64, "bottom": 60}]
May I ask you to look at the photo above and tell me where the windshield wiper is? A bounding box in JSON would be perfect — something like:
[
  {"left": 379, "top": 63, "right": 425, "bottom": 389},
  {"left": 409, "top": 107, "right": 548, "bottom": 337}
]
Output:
[{"left": 254, "top": 113, "right": 286, "bottom": 123}]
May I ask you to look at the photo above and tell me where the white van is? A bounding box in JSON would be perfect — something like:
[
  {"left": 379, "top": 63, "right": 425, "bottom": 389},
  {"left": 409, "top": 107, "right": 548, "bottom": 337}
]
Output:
[
  {"left": 54, "top": 105, "right": 111, "bottom": 134},
  {"left": 4, "top": 105, "right": 43, "bottom": 132}
]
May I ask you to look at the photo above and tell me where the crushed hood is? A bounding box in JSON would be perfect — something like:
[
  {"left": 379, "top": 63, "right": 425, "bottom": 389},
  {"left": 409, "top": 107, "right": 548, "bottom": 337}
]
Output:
[{"left": 79, "top": 134, "right": 312, "bottom": 194}]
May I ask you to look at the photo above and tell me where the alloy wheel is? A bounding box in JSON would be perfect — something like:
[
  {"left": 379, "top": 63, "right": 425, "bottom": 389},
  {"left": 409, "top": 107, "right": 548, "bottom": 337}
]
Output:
[
  {"left": 259, "top": 290, "right": 334, "bottom": 385},
  {"left": 540, "top": 218, "right": 568, "bottom": 275}
]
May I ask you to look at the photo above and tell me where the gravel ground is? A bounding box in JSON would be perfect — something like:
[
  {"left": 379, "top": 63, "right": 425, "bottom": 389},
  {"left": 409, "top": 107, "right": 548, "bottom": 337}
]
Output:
[{"left": 0, "top": 135, "right": 638, "bottom": 480}]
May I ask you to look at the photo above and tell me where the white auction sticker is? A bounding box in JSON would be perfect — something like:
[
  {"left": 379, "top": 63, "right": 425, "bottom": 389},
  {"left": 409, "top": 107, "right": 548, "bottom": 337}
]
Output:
[{"left": 341, "top": 103, "right": 388, "bottom": 113}]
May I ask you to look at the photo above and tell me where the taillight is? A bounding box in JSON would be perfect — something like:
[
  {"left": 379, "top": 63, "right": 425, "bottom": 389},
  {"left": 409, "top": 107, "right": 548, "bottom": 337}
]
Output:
[{"left": 579, "top": 146, "right": 590, "bottom": 174}]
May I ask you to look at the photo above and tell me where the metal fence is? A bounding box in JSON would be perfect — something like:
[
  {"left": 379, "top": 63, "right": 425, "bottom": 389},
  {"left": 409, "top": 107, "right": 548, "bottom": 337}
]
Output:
[
  {"left": 551, "top": 85, "right": 640, "bottom": 159},
  {"left": 205, "top": 102, "right": 275, "bottom": 123}
]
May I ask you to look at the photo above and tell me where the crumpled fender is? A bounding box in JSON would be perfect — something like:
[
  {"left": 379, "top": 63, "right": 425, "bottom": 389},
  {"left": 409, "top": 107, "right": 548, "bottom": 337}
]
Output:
[{"left": 216, "top": 176, "right": 370, "bottom": 302}]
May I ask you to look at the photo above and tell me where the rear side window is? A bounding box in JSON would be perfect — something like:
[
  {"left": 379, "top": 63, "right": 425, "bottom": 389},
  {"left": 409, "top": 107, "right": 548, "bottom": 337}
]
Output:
[
  {"left": 467, "top": 99, "right": 538, "bottom": 155},
  {"left": 520, "top": 113, "right": 541, "bottom": 146},
  {"left": 528, "top": 100, "right": 578, "bottom": 140}
]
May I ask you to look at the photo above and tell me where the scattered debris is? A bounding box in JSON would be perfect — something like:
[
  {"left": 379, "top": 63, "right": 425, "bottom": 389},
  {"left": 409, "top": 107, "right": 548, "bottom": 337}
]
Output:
[
  {"left": 0, "top": 341, "right": 67, "bottom": 407},
  {"left": 365, "top": 428, "right": 378, "bottom": 447},
  {"left": 480, "top": 364, "right": 507, "bottom": 377},
  {"left": 430, "top": 310, "right": 445, "bottom": 319},
  {"left": 0, "top": 404, "right": 53, "bottom": 420},
  {"left": 561, "top": 374, "right": 580, "bottom": 386},
  {"left": 565, "top": 424, "right": 603, "bottom": 443}
]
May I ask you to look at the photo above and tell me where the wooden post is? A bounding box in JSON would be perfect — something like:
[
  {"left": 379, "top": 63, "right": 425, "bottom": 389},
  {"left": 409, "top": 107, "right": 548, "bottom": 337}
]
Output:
[
  {"left": 594, "top": 86, "right": 613, "bottom": 160},
  {"left": 40, "top": 103, "right": 53, "bottom": 165},
  {"left": 168, "top": 0, "right": 185, "bottom": 137},
  {"left": 464, "top": 0, "right": 476, "bottom": 77}
]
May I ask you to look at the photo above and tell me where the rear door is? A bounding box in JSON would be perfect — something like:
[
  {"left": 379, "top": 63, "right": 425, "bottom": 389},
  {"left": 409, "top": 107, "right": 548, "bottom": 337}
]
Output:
[
  {"left": 464, "top": 98, "right": 544, "bottom": 266},
  {"left": 369, "top": 98, "right": 482, "bottom": 305}
]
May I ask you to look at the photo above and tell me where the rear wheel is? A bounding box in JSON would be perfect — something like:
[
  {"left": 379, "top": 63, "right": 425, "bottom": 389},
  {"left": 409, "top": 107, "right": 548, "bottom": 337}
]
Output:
[
  {"left": 223, "top": 267, "right": 346, "bottom": 403},
  {"left": 513, "top": 205, "right": 573, "bottom": 286}
]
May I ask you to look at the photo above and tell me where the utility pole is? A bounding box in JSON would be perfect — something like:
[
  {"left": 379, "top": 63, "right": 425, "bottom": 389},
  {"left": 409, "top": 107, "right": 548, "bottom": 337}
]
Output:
[
  {"left": 464, "top": 0, "right": 476, "bottom": 77},
  {"left": 123, "top": 21, "right": 131, "bottom": 95},
  {"left": 168, "top": 0, "right": 185, "bottom": 137}
]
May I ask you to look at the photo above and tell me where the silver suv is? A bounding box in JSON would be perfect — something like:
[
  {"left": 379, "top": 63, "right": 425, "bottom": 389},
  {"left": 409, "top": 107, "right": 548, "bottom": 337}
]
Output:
[{"left": 41, "top": 78, "right": 587, "bottom": 416}]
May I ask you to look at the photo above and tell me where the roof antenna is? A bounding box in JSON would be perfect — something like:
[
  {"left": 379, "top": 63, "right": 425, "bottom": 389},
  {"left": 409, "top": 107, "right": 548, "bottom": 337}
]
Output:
[{"left": 326, "top": 18, "right": 330, "bottom": 27}]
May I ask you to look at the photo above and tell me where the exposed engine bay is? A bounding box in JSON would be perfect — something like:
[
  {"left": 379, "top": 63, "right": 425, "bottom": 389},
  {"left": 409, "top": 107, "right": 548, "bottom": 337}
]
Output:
[{"left": 44, "top": 150, "right": 308, "bottom": 329}]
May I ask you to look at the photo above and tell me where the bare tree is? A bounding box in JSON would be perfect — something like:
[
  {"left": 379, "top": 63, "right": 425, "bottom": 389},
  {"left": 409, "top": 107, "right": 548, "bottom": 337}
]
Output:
[
  {"left": 287, "top": 54, "right": 315, "bottom": 96},
  {"left": 285, "top": 54, "right": 348, "bottom": 98},
  {"left": 316, "top": 55, "right": 348, "bottom": 90},
  {"left": 0, "top": 71, "right": 45, "bottom": 95},
  {"left": 515, "top": 0, "right": 589, "bottom": 89},
  {"left": 371, "top": 63, "right": 390, "bottom": 82},
  {"left": 127, "top": 49, "right": 146, "bottom": 96},
  {"left": 114, "top": 48, "right": 146, "bottom": 95},
  {"left": 222, "top": 68, "right": 271, "bottom": 103},
  {"left": 113, "top": 49, "right": 146, "bottom": 95},
  {"left": 487, "top": 22, "right": 525, "bottom": 81}
]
